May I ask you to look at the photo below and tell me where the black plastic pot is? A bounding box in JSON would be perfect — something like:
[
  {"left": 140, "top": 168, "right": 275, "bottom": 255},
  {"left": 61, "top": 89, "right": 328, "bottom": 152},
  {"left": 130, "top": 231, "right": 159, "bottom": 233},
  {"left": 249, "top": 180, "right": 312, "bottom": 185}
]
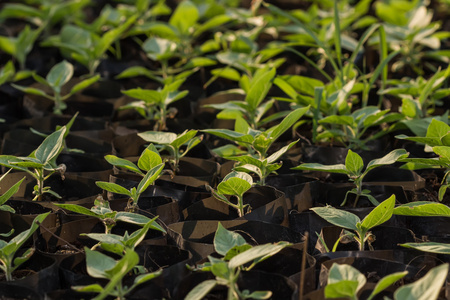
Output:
[
  {"left": 168, "top": 220, "right": 304, "bottom": 262},
  {"left": 182, "top": 186, "right": 289, "bottom": 226}
]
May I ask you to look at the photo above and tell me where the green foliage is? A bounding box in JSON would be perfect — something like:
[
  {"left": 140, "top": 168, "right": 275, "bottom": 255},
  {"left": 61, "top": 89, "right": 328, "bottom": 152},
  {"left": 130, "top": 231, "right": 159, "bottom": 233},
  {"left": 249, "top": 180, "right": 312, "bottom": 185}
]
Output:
[
  {"left": 325, "top": 263, "right": 407, "bottom": 300},
  {"left": 121, "top": 79, "right": 189, "bottom": 130},
  {"left": 186, "top": 223, "right": 291, "bottom": 300},
  {"left": 294, "top": 149, "right": 408, "bottom": 206},
  {"left": 0, "top": 212, "right": 50, "bottom": 281},
  {"left": 0, "top": 126, "right": 67, "bottom": 201},
  {"left": 74, "top": 247, "right": 161, "bottom": 300},
  {"left": 204, "top": 107, "right": 309, "bottom": 185},
  {"left": 311, "top": 195, "right": 396, "bottom": 251},
  {"left": 12, "top": 61, "right": 99, "bottom": 114},
  {"left": 138, "top": 130, "right": 202, "bottom": 173},
  {"left": 207, "top": 171, "right": 253, "bottom": 218}
]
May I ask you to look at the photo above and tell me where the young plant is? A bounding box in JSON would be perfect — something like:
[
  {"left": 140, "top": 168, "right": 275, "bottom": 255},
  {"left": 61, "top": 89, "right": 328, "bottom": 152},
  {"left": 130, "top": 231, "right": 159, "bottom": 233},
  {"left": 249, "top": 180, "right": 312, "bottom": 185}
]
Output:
[
  {"left": 325, "top": 263, "right": 407, "bottom": 300},
  {"left": 0, "top": 25, "right": 43, "bottom": 70},
  {"left": 312, "top": 195, "right": 396, "bottom": 251},
  {"left": 0, "top": 212, "right": 50, "bottom": 281},
  {"left": 41, "top": 16, "right": 137, "bottom": 75},
  {"left": 12, "top": 60, "right": 100, "bottom": 114},
  {"left": 186, "top": 223, "right": 291, "bottom": 300},
  {"left": 205, "top": 67, "right": 278, "bottom": 130},
  {"left": 293, "top": 149, "right": 409, "bottom": 206},
  {"left": 207, "top": 171, "right": 253, "bottom": 218},
  {"left": 121, "top": 78, "right": 189, "bottom": 131},
  {"left": 0, "top": 169, "right": 25, "bottom": 215},
  {"left": 138, "top": 130, "right": 203, "bottom": 173},
  {"left": 0, "top": 126, "right": 67, "bottom": 201},
  {"left": 204, "top": 107, "right": 309, "bottom": 185},
  {"left": 54, "top": 196, "right": 165, "bottom": 235},
  {"left": 74, "top": 247, "right": 161, "bottom": 300}
]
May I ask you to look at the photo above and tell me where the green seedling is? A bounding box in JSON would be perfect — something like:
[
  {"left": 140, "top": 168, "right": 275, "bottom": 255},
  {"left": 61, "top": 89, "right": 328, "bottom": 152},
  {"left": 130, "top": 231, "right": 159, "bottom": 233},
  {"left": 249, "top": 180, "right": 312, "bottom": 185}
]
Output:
[
  {"left": 312, "top": 195, "right": 396, "bottom": 251},
  {"left": 0, "top": 25, "right": 43, "bottom": 70},
  {"left": 186, "top": 223, "right": 291, "bottom": 300},
  {"left": 315, "top": 106, "right": 403, "bottom": 150},
  {"left": 54, "top": 196, "right": 165, "bottom": 235},
  {"left": 73, "top": 247, "right": 161, "bottom": 300},
  {"left": 293, "top": 149, "right": 408, "bottom": 206},
  {"left": 81, "top": 215, "right": 165, "bottom": 255},
  {"left": 204, "top": 107, "right": 309, "bottom": 185},
  {"left": 207, "top": 171, "right": 253, "bottom": 218},
  {"left": 0, "top": 169, "right": 25, "bottom": 215},
  {"left": 0, "top": 126, "right": 66, "bottom": 201},
  {"left": 41, "top": 16, "right": 137, "bottom": 75},
  {"left": 325, "top": 263, "right": 407, "bottom": 300},
  {"left": 12, "top": 61, "right": 99, "bottom": 114},
  {"left": 138, "top": 130, "right": 203, "bottom": 173},
  {"left": 205, "top": 67, "right": 278, "bottom": 130},
  {"left": 121, "top": 78, "right": 189, "bottom": 131},
  {"left": 0, "top": 212, "right": 50, "bottom": 281}
]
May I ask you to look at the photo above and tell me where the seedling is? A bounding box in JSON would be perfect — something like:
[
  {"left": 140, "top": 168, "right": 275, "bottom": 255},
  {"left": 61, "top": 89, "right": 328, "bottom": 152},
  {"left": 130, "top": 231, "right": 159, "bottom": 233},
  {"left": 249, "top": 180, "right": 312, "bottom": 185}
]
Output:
[
  {"left": 12, "top": 60, "right": 100, "bottom": 114},
  {"left": 138, "top": 130, "right": 203, "bottom": 173},
  {"left": 204, "top": 107, "right": 309, "bottom": 185},
  {"left": 293, "top": 149, "right": 408, "bottom": 206},
  {"left": 325, "top": 263, "right": 407, "bottom": 300},
  {"left": 54, "top": 196, "right": 165, "bottom": 235},
  {"left": 121, "top": 79, "right": 189, "bottom": 131},
  {"left": 0, "top": 126, "right": 67, "bottom": 201},
  {"left": 0, "top": 212, "right": 50, "bottom": 281},
  {"left": 74, "top": 247, "right": 161, "bottom": 300},
  {"left": 0, "top": 169, "right": 25, "bottom": 215},
  {"left": 41, "top": 16, "right": 137, "bottom": 75},
  {"left": 0, "top": 25, "right": 43, "bottom": 70},
  {"left": 207, "top": 171, "right": 253, "bottom": 218},
  {"left": 312, "top": 195, "right": 396, "bottom": 251},
  {"left": 186, "top": 223, "right": 291, "bottom": 300}
]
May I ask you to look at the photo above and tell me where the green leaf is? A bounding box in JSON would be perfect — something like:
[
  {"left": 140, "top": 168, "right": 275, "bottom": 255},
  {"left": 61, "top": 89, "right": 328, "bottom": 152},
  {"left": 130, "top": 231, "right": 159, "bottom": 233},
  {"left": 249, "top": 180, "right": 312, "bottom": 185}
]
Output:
[
  {"left": 433, "top": 146, "right": 450, "bottom": 161},
  {"left": 11, "top": 84, "right": 48, "bottom": 97},
  {"left": 185, "top": 280, "right": 217, "bottom": 300},
  {"left": 266, "top": 140, "right": 298, "bottom": 164},
  {"left": 327, "top": 263, "right": 366, "bottom": 293},
  {"left": 214, "top": 223, "right": 247, "bottom": 256},
  {"left": 311, "top": 206, "right": 360, "bottom": 231},
  {"left": 69, "top": 75, "right": 100, "bottom": 95},
  {"left": 136, "top": 163, "right": 164, "bottom": 195},
  {"left": 122, "top": 88, "right": 162, "bottom": 104},
  {"left": 202, "top": 129, "right": 254, "bottom": 144},
  {"left": 393, "top": 201, "right": 450, "bottom": 217},
  {"left": 360, "top": 195, "right": 395, "bottom": 231},
  {"left": 171, "top": 130, "right": 198, "bottom": 149},
  {"left": 133, "top": 270, "right": 162, "bottom": 286},
  {"left": 368, "top": 271, "right": 408, "bottom": 300},
  {"left": 325, "top": 280, "right": 360, "bottom": 299},
  {"left": 138, "top": 131, "right": 177, "bottom": 145},
  {"left": 85, "top": 247, "right": 116, "bottom": 279},
  {"left": 34, "top": 126, "right": 66, "bottom": 164},
  {"left": 394, "top": 263, "right": 448, "bottom": 300},
  {"left": 269, "top": 106, "right": 309, "bottom": 142},
  {"left": 138, "top": 144, "right": 162, "bottom": 172},
  {"left": 73, "top": 284, "right": 104, "bottom": 293},
  {"left": 46, "top": 60, "right": 73, "bottom": 91},
  {"left": 319, "top": 115, "right": 355, "bottom": 126},
  {"left": 95, "top": 181, "right": 132, "bottom": 196},
  {"left": 104, "top": 155, "right": 143, "bottom": 175},
  {"left": 0, "top": 175, "right": 24, "bottom": 204},
  {"left": 217, "top": 171, "right": 253, "bottom": 197},
  {"left": 169, "top": 0, "right": 199, "bottom": 34},
  {"left": 245, "top": 68, "right": 276, "bottom": 111},
  {"left": 228, "top": 242, "right": 290, "bottom": 269},
  {"left": 345, "top": 150, "right": 364, "bottom": 176},
  {"left": 292, "top": 163, "right": 348, "bottom": 174},
  {"left": 244, "top": 290, "right": 272, "bottom": 299},
  {"left": 399, "top": 242, "right": 450, "bottom": 254},
  {"left": 365, "top": 149, "right": 409, "bottom": 173},
  {"left": 53, "top": 203, "right": 100, "bottom": 218}
]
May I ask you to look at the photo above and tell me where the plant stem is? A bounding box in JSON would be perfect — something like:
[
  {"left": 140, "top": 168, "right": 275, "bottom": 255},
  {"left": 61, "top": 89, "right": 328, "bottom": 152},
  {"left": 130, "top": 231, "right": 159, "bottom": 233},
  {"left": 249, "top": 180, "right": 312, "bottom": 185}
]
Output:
[{"left": 237, "top": 195, "right": 245, "bottom": 218}]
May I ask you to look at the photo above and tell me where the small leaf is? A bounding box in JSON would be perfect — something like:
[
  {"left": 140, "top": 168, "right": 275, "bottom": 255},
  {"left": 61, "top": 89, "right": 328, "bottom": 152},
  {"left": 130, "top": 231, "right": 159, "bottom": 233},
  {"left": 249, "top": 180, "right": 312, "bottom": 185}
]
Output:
[
  {"left": 104, "top": 155, "right": 143, "bottom": 175},
  {"left": 311, "top": 206, "right": 360, "bottom": 231},
  {"left": 95, "top": 181, "right": 132, "bottom": 196},
  {"left": 214, "top": 223, "right": 247, "bottom": 256},
  {"left": 138, "top": 144, "right": 162, "bottom": 172},
  {"left": 34, "top": 126, "right": 66, "bottom": 165},
  {"left": 365, "top": 149, "right": 409, "bottom": 173},
  {"left": 393, "top": 201, "right": 450, "bottom": 217},
  {"left": 217, "top": 171, "right": 253, "bottom": 197},
  {"left": 292, "top": 163, "right": 348, "bottom": 174},
  {"left": 394, "top": 263, "right": 448, "bottom": 300},
  {"left": 69, "top": 75, "right": 100, "bottom": 95},
  {"left": 185, "top": 280, "right": 217, "bottom": 300},
  {"left": 327, "top": 263, "right": 366, "bottom": 293},
  {"left": 136, "top": 163, "right": 164, "bottom": 195},
  {"left": 228, "top": 242, "right": 290, "bottom": 269},
  {"left": 53, "top": 203, "right": 100, "bottom": 218},
  {"left": 345, "top": 150, "right": 364, "bottom": 176},
  {"left": 138, "top": 131, "right": 177, "bottom": 145},
  {"left": 325, "top": 280, "right": 360, "bottom": 299},
  {"left": 360, "top": 195, "right": 395, "bottom": 231},
  {"left": 46, "top": 60, "right": 73, "bottom": 90},
  {"left": 368, "top": 271, "right": 408, "bottom": 300},
  {"left": 400, "top": 242, "right": 450, "bottom": 254}
]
